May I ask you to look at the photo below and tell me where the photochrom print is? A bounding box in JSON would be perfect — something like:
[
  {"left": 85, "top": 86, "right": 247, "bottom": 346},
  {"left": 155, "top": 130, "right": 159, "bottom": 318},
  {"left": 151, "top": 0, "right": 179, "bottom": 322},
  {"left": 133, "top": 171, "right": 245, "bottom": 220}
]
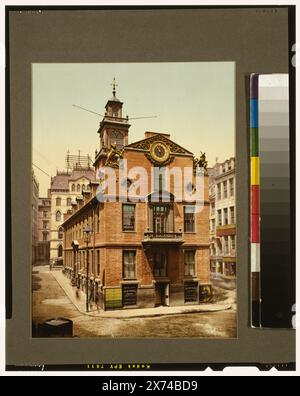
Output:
[{"left": 32, "top": 62, "right": 237, "bottom": 338}]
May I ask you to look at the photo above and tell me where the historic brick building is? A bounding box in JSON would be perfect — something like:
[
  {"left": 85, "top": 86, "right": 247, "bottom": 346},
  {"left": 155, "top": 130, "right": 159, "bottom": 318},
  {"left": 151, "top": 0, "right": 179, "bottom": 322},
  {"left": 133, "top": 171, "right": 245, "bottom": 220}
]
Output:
[{"left": 62, "top": 84, "right": 211, "bottom": 310}]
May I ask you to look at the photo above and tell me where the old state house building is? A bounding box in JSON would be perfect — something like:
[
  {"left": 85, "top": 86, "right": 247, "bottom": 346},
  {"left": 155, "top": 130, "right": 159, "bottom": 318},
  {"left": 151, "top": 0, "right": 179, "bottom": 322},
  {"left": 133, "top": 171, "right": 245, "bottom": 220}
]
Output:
[{"left": 62, "top": 85, "right": 212, "bottom": 310}]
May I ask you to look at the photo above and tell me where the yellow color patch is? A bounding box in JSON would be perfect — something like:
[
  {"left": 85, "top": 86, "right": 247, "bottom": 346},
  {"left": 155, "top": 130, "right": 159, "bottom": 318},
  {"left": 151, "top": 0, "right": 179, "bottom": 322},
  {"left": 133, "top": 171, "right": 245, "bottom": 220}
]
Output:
[{"left": 251, "top": 157, "right": 260, "bottom": 185}]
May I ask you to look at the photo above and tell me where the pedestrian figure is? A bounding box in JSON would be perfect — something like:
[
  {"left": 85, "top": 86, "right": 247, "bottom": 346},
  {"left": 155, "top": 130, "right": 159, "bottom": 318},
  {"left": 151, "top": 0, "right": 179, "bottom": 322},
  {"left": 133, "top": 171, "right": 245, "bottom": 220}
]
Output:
[
  {"left": 95, "top": 286, "right": 99, "bottom": 311},
  {"left": 89, "top": 280, "right": 94, "bottom": 309}
]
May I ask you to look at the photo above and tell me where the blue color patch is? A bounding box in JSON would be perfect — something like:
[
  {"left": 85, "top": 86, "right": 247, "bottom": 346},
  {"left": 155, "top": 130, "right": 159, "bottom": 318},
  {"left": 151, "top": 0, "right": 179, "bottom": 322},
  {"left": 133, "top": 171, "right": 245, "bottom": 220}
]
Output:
[{"left": 250, "top": 98, "right": 258, "bottom": 128}]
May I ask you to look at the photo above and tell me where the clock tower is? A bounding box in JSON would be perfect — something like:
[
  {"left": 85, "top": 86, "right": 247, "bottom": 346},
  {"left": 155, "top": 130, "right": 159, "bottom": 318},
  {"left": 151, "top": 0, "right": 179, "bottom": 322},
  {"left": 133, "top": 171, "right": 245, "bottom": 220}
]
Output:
[{"left": 94, "top": 78, "right": 131, "bottom": 169}]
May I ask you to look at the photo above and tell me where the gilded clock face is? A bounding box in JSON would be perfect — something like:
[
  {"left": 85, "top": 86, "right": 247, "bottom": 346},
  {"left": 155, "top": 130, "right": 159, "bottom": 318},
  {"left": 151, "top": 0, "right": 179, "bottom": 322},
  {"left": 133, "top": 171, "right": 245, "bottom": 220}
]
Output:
[{"left": 150, "top": 141, "right": 170, "bottom": 164}]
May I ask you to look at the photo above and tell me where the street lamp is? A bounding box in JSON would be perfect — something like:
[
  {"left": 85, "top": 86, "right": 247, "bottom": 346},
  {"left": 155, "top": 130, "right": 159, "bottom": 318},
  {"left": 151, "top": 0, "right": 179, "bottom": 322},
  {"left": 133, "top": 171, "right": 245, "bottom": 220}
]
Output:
[{"left": 83, "top": 224, "right": 92, "bottom": 312}]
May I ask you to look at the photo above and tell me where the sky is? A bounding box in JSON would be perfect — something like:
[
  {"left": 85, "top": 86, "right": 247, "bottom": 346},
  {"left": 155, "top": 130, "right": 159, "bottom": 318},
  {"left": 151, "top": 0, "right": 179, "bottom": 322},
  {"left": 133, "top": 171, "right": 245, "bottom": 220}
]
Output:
[{"left": 32, "top": 62, "right": 235, "bottom": 196}]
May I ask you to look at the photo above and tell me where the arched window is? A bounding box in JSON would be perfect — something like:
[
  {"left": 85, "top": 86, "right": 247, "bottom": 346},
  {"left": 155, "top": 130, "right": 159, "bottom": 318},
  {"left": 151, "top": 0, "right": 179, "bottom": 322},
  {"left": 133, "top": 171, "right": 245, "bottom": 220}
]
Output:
[
  {"left": 56, "top": 197, "right": 61, "bottom": 206},
  {"left": 56, "top": 211, "right": 61, "bottom": 222},
  {"left": 82, "top": 184, "right": 85, "bottom": 191},
  {"left": 77, "top": 184, "right": 81, "bottom": 192},
  {"left": 57, "top": 244, "right": 63, "bottom": 257},
  {"left": 67, "top": 197, "right": 71, "bottom": 206},
  {"left": 71, "top": 184, "right": 75, "bottom": 192},
  {"left": 111, "top": 130, "right": 124, "bottom": 150},
  {"left": 58, "top": 227, "right": 63, "bottom": 239}
]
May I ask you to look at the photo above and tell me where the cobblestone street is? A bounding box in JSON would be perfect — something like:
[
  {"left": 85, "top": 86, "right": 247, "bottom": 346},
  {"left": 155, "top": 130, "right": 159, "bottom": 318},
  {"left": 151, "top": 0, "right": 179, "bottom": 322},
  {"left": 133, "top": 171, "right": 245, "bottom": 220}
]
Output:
[{"left": 32, "top": 266, "right": 237, "bottom": 338}]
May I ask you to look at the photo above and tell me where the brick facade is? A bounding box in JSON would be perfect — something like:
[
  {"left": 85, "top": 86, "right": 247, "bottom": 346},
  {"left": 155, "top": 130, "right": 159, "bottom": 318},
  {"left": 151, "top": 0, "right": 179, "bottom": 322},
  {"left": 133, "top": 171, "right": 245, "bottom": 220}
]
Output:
[{"left": 62, "top": 89, "right": 211, "bottom": 310}]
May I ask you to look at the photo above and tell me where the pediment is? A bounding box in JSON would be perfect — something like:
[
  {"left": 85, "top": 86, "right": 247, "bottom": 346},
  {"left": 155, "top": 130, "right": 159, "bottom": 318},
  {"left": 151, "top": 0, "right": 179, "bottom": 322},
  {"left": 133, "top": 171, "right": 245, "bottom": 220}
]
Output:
[{"left": 125, "top": 135, "right": 193, "bottom": 156}]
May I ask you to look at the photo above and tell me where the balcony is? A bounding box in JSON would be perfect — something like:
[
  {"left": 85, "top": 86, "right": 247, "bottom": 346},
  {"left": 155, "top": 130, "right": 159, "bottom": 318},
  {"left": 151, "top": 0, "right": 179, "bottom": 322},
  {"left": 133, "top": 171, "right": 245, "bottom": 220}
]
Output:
[
  {"left": 216, "top": 224, "right": 236, "bottom": 237},
  {"left": 142, "top": 231, "right": 183, "bottom": 246},
  {"left": 102, "top": 115, "right": 129, "bottom": 124}
]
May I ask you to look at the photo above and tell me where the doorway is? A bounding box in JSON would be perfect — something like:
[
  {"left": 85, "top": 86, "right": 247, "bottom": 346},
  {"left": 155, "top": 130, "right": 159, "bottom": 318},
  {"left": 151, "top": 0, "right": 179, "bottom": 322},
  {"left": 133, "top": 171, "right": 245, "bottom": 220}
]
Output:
[{"left": 155, "top": 282, "right": 169, "bottom": 306}]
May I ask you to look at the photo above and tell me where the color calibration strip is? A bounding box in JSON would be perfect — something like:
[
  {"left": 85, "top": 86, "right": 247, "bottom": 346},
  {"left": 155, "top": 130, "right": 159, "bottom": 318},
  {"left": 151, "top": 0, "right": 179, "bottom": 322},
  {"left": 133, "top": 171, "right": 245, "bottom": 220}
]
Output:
[
  {"left": 250, "top": 73, "right": 260, "bottom": 328},
  {"left": 258, "top": 74, "right": 291, "bottom": 328},
  {"left": 250, "top": 73, "right": 292, "bottom": 328}
]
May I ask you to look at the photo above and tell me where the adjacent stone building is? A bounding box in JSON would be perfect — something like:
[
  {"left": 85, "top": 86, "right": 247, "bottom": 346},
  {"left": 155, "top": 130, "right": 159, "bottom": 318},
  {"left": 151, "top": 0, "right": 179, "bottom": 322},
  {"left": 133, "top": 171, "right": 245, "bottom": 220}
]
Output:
[
  {"left": 32, "top": 170, "right": 39, "bottom": 266},
  {"left": 62, "top": 85, "right": 211, "bottom": 310},
  {"left": 209, "top": 158, "right": 236, "bottom": 278},
  {"left": 49, "top": 167, "right": 96, "bottom": 265},
  {"left": 36, "top": 196, "right": 51, "bottom": 265}
]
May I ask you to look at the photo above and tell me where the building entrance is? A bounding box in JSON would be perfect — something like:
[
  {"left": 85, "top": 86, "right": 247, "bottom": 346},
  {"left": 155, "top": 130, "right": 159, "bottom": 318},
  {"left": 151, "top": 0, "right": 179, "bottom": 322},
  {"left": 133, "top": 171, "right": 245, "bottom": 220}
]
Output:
[{"left": 155, "top": 282, "right": 169, "bottom": 306}]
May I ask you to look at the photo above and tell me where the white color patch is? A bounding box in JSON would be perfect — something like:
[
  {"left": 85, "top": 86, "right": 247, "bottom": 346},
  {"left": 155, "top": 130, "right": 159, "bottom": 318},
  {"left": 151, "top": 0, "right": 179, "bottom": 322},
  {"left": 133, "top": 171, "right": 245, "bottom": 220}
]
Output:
[{"left": 251, "top": 243, "right": 260, "bottom": 272}]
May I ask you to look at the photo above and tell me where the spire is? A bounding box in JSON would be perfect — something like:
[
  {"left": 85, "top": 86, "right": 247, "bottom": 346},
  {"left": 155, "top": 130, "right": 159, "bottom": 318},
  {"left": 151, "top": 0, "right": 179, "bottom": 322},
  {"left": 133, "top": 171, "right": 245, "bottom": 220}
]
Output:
[
  {"left": 111, "top": 77, "right": 118, "bottom": 97},
  {"left": 104, "top": 77, "right": 123, "bottom": 117}
]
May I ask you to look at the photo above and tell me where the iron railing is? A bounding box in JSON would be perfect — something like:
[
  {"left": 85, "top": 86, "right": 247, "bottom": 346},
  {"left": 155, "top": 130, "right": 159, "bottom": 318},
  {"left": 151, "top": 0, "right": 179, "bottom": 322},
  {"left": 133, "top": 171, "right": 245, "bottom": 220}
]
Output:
[{"left": 144, "top": 231, "right": 183, "bottom": 240}]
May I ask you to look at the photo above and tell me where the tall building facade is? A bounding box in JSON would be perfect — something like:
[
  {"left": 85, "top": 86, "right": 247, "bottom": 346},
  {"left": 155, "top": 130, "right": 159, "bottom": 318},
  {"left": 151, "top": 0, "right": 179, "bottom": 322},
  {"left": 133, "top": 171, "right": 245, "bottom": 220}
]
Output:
[
  {"left": 49, "top": 167, "right": 96, "bottom": 265},
  {"left": 209, "top": 158, "right": 236, "bottom": 278},
  {"left": 32, "top": 170, "right": 39, "bottom": 266},
  {"left": 62, "top": 85, "right": 211, "bottom": 310},
  {"left": 36, "top": 196, "right": 51, "bottom": 265}
]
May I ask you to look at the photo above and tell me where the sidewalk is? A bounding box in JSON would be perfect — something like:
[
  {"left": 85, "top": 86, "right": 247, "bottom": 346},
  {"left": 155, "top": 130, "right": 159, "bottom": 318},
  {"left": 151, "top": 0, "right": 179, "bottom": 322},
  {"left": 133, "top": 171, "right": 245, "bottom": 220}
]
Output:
[{"left": 51, "top": 269, "right": 232, "bottom": 319}]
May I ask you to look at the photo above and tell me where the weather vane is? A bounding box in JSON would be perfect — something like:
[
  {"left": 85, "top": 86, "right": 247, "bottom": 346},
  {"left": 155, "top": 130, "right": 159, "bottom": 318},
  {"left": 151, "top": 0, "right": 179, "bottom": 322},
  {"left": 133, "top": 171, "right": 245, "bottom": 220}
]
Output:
[{"left": 111, "top": 77, "right": 118, "bottom": 95}]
